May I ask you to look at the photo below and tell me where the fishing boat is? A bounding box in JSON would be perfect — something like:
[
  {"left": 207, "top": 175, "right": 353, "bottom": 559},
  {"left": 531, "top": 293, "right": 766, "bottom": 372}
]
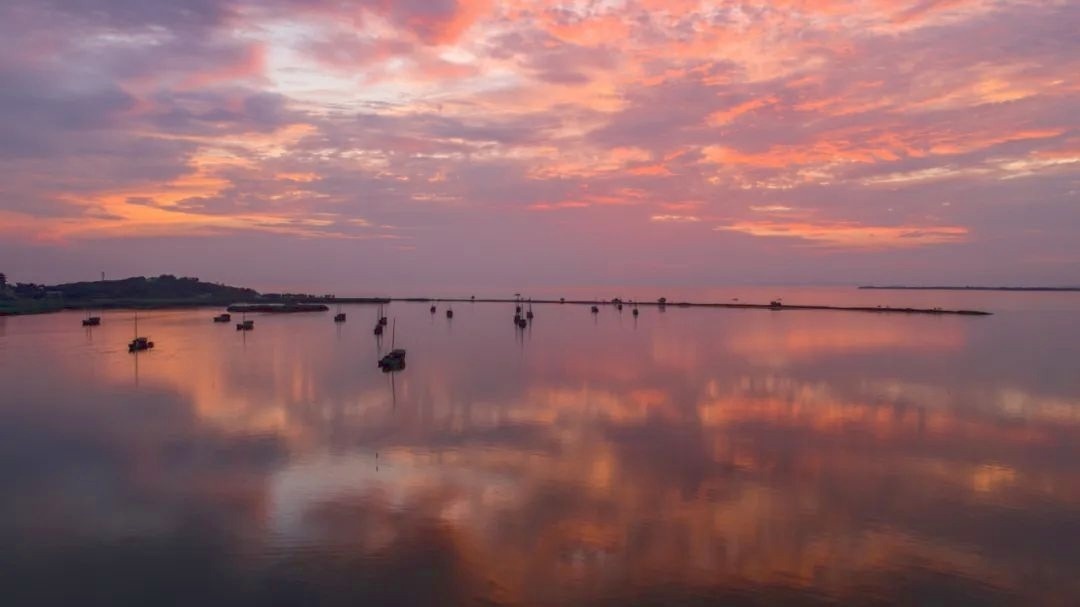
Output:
[
  {"left": 82, "top": 314, "right": 101, "bottom": 327},
  {"left": 236, "top": 319, "right": 254, "bottom": 331},
  {"left": 128, "top": 313, "right": 154, "bottom": 352},
  {"left": 213, "top": 313, "right": 231, "bottom": 323}
]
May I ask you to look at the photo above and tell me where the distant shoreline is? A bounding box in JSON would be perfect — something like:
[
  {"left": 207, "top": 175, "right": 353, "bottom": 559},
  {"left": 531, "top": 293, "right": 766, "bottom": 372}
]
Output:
[
  {"left": 1, "top": 296, "right": 993, "bottom": 317},
  {"left": 859, "top": 286, "right": 1080, "bottom": 292}
]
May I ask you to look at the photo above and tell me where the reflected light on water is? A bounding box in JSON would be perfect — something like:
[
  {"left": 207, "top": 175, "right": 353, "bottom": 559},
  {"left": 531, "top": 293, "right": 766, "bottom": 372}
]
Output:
[{"left": 1, "top": 297, "right": 1079, "bottom": 605}]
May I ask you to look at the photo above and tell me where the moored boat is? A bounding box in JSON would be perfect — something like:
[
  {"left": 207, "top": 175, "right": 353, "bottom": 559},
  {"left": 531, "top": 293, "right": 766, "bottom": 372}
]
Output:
[
  {"left": 378, "top": 319, "right": 405, "bottom": 371},
  {"left": 128, "top": 336, "right": 154, "bottom": 352},
  {"left": 378, "top": 348, "right": 406, "bottom": 371},
  {"left": 128, "top": 313, "right": 154, "bottom": 352}
]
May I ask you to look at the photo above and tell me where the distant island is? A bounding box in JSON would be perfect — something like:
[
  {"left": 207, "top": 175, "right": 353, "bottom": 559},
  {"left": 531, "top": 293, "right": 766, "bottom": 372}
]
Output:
[
  {"left": 0, "top": 274, "right": 386, "bottom": 316},
  {"left": 859, "top": 286, "right": 1080, "bottom": 292}
]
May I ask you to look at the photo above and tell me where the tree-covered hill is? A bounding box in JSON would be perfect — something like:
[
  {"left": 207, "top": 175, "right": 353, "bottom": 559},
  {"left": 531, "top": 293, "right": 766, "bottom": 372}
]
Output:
[{"left": 47, "top": 275, "right": 259, "bottom": 300}]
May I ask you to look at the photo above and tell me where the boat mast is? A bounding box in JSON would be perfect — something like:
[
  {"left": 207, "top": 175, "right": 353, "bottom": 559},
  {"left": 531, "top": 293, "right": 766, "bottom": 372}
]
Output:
[{"left": 391, "top": 318, "right": 396, "bottom": 349}]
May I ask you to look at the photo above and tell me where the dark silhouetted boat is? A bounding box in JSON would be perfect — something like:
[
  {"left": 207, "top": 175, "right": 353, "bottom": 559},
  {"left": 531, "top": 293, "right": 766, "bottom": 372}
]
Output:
[
  {"left": 430, "top": 304, "right": 436, "bottom": 314},
  {"left": 82, "top": 313, "right": 101, "bottom": 327},
  {"left": 128, "top": 336, "right": 154, "bottom": 352},
  {"left": 379, "top": 349, "right": 406, "bottom": 371},
  {"left": 213, "top": 313, "right": 231, "bottom": 323},
  {"left": 334, "top": 304, "right": 346, "bottom": 323},
  {"left": 591, "top": 306, "right": 599, "bottom": 314},
  {"left": 526, "top": 303, "right": 534, "bottom": 320},
  {"left": 128, "top": 314, "right": 154, "bottom": 352},
  {"left": 446, "top": 307, "right": 453, "bottom": 319},
  {"left": 770, "top": 299, "right": 783, "bottom": 308},
  {"left": 236, "top": 318, "right": 254, "bottom": 331},
  {"left": 378, "top": 320, "right": 405, "bottom": 371},
  {"left": 632, "top": 307, "right": 639, "bottom": 317}
]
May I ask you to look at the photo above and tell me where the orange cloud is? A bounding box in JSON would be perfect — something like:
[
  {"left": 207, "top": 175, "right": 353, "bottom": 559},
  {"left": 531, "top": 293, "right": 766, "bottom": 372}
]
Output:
[{"left": 715, "top": 220, "right": 968, "bottom": 248}]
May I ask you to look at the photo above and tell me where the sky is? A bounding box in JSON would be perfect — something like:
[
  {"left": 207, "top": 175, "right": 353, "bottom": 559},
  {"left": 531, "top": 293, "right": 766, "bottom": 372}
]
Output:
[{"left": 0, "top": 0, "right": 1077, "bottom": 293}]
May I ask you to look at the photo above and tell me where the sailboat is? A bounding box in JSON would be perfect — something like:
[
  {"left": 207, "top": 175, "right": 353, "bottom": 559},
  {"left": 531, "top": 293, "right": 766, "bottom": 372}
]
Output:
[
  {"left": 128, "top": 312, "right": 154, "bottom": 352},
  {"left": 374, "top": 304, "right": 385, "bottom": 335},
  {"left": 378, "top": 319, "right": 406, "bottom": 371},
  {"left": 236, "top": 312, "right": 254, "bottom": 331},
  {"left": 82, "top": 309, "right": 101, "bottom": 327}
]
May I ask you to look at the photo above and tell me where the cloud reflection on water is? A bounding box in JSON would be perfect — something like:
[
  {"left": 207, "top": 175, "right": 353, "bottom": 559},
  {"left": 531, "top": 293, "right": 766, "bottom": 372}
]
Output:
[{"left": 1, "top": 303, "right": 1078, "bottom": 604}]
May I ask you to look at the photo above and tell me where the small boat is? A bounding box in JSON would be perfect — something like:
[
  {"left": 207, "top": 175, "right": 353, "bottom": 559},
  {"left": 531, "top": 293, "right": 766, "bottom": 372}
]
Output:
[
  {"left": 526, "top": 303, "right": 534, "bottom": 320},
  {"left": 380, "top": 317, "right": 388, "bottom": 326},
  {"left": 632, "top": 308, "right": 639, "bottom": 317},
  {"left": 82, "top": 316, "right": 101, "bottom": 327},
  {"left": 334, "top": 313, "right": 347, "bottom": 322},
  {"left": 374, "top": 324, "right": 384, "bottom": 336},
  {"left": 446, "top": 307, "right": 453, "bottom": 319},
  {"left": 430, "top": 305, "right": 436, "bottom": 314},
  {"left": 128, "top": 313, "right": 153, "bottom": 352},
  {"left": 591, "top": 306, "right": 599, "bottom": 314},
  {"left": 516, "top": 316, "right": 528, "bottom": 329},
  {"left": 617, "top": 304, "right": 623, "bottom": 311},
  {"left": 770, "top": 300, "right": 783, "bottom": 308},
  {"left": 236, "top": 319, "right": 254, "bottom": 331},
  {"left": 128, "top": 336, "right": 154, "bottom": 352},
  {"left": 378, "top": 349, "right": 406, "bottom": 371},
  {"left": 378, "top": 320, "right": 405, "bottom": 371},
  {"left": 213, "top": 313, "right": 231, "bottom": 323}
]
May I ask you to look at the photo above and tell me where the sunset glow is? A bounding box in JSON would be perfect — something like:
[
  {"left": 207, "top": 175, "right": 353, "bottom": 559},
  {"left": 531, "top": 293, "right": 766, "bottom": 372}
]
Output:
[{"left": 1, "top": 0, "right": 1077, "bottom": 289}]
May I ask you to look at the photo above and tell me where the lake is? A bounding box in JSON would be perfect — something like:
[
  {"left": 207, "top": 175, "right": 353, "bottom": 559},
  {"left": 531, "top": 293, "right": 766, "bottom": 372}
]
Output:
[{"left": 1, "top": 288, "right": 1078, "bottom": 605}]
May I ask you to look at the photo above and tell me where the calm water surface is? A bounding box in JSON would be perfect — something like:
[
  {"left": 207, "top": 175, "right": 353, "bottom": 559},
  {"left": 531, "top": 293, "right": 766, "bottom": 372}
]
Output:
[{"left": 1, "top": 288, "right": 1078, "bottom": 605}]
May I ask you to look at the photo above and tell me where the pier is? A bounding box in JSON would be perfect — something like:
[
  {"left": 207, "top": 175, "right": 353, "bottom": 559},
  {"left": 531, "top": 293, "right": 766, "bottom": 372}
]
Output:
[{"left": 388, "top": 297, "right": 992, "bottom": 316}]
